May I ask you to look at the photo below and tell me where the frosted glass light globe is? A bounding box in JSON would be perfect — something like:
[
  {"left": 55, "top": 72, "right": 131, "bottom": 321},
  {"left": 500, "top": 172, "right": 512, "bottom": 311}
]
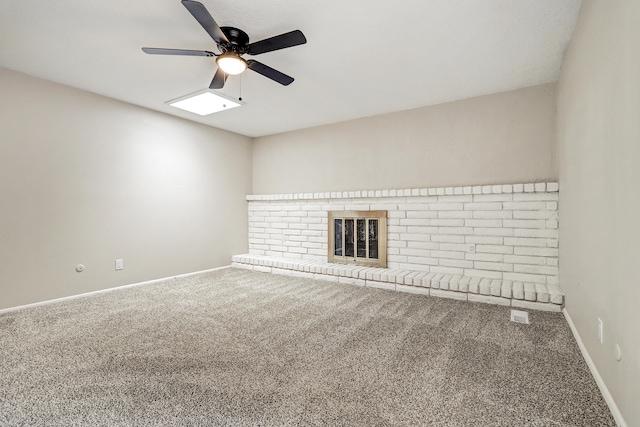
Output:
[{"left": 216, "top": 52, "right": 247, "bottom": 75}]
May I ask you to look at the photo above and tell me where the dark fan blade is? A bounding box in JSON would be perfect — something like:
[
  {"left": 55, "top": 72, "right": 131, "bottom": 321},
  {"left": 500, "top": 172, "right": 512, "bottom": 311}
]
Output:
[
  {"left": 181, "top": 0, "right": 229, "bottom": 44},
  {"left": 209, "top": 68, "right": 228, "bottom": 89},
  {"left": 142, "top": 47, "right": 215, "bottom": 57},
  {"left": 247, "top": 60, "right": 294, "bottom": 86},
  {"left": 246, "top": 30, "right": 306, "bottom": 55}
]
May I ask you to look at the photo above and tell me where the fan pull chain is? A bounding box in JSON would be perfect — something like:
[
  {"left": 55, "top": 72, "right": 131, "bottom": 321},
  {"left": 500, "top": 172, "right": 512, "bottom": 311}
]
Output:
[{"left": 239, "top": 74, "right": 243, "bottom": 102}]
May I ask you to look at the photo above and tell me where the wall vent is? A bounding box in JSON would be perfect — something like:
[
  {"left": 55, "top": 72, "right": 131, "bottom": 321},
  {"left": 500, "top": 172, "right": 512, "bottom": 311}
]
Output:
[{"left": 510, "top": 309, "right": 530, "bottom": 324}]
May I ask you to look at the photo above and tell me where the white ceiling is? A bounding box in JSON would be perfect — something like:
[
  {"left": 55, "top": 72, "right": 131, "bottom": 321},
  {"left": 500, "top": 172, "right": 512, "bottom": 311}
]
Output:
[{"left": 0, "top": 0, "right": 582, "bottom": 138}]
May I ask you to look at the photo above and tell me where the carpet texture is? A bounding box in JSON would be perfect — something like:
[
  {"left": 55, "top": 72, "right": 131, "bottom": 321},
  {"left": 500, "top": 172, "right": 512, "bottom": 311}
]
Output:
[{"left": 0, "top": 268, "right": 614, "bottom": 426}]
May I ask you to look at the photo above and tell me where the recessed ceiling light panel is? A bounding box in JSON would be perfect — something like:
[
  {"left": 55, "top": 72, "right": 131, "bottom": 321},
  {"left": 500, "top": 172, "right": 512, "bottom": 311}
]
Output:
[{"left": 167, "top": 91, "right": 242, "bottom": 116}]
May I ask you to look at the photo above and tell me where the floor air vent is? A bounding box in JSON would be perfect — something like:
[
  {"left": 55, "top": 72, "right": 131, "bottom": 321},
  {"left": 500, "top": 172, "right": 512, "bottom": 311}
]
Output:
[{"left": 510, "top": 309, "right": 530, "bottom": 324}]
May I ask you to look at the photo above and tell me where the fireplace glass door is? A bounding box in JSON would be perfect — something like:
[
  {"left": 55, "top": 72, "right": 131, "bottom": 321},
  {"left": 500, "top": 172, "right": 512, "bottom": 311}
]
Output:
[{"left": 329, "top": 211, "right": 387, "bottom": 267}]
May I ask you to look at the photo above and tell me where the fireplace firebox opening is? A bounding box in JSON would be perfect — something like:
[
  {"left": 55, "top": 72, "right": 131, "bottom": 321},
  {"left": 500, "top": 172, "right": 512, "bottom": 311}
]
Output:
[{"left": 328, "top": 211, "right": 387, "bottom": 268}]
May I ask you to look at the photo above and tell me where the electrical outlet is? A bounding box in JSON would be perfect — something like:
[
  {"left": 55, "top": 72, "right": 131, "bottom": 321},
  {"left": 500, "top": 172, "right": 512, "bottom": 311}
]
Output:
[
  {"left": 115, "top": 259, "right": 124, "bottom": 271},
  {"left": 467, "top": 244, "right": 476, "bottom": 254},
  {"left": 597, "top": 318, "right": 603, "bottom": 344}
]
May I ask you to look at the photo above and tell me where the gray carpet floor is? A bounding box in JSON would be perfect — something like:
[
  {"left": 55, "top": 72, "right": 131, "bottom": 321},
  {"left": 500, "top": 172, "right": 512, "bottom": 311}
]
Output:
[{"left": 0, "top": 268, "right": 615, "bottom": 426}]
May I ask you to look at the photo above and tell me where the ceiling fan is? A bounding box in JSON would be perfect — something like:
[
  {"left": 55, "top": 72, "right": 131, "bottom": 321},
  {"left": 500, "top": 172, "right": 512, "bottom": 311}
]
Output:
[{"left": 142, "top": 0, "right": 307, "bottom": 89}]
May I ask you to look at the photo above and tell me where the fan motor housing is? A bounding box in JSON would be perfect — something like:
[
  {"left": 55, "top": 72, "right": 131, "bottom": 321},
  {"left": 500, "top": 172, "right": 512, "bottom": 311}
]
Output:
[{"left": 219, "top": 26, "right": 250, "bottom": 53}]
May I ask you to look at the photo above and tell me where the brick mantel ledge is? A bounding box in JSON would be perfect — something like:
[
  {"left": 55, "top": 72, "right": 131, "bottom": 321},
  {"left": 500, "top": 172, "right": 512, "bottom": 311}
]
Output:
[{"left": 246, "top": 182, "right": 558, "bottom": 201}]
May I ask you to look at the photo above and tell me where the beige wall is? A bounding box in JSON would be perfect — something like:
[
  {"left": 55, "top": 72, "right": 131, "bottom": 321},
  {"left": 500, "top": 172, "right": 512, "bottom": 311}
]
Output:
[
  {"left": 253, "top": 84, "right": 556, "bottom": 194},
  {"left": 556, "top": 1, "right": 640, "bottom": 425},
  {"left": 0, "top": 68, "right": 252, "bottom": 310}
]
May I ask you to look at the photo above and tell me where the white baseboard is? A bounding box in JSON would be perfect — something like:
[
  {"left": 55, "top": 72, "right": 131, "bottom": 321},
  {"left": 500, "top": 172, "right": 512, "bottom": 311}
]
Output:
[
  {"left": 0, "top": 265, "right": 231, "bottom": 315},
  {"left": 563, "top": 308, "right": 627, "bottom": 427}
]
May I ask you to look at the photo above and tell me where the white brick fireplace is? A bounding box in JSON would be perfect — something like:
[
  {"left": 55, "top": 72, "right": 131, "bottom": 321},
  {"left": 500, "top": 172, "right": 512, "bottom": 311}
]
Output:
[{"left": 233, "top": 182, "right": 562, "bottom": 311}]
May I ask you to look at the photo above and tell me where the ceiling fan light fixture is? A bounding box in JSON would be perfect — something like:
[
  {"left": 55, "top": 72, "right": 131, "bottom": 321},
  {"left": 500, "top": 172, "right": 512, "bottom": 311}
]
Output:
[
  {"left": 142, "top": 1, "right": 307, "bottom": 89},
  {"left": 216, "top": 52, "right": 247, "bottom": 75}
]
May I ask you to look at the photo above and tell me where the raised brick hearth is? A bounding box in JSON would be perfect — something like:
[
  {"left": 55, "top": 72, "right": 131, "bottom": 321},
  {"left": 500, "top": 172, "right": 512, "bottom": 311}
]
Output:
[{"left": 231, "top": 254, "right": 563, "bottom": 311}]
